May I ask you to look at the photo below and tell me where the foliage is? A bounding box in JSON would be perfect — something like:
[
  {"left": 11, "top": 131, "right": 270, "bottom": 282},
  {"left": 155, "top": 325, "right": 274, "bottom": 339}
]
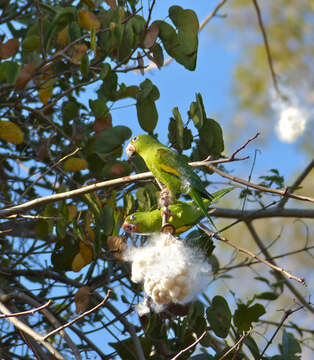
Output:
[{"left": 0, "top": 1, "right": 312, "bottom": 360}]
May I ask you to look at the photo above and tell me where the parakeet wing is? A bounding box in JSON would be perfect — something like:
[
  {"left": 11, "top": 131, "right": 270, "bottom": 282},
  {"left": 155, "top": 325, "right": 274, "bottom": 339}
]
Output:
[{"left": 154, "top": 147, "right": 212, "bottom": 200}]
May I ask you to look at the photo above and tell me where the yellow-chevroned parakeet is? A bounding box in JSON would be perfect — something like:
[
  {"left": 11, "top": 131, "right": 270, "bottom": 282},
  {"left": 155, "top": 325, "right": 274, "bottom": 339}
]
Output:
[
  {"left": 122, "top": 200, "right": 211, "bottom": 235},
  {"left": 125, "top": 134, "right": 214, "bottom": 226}
]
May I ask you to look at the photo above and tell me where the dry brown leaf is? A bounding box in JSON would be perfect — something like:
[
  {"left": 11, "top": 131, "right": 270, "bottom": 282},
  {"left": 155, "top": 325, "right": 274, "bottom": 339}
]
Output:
[
  {"left": 105, "top": 0, "right": 117, "bottom": 9},
  {"left": 107, "top": 236, "right": 127, "bottom": 261},
  {"left": 143, "top": 23, "right": 159, "bottom": 49},
  {"left": 93, "top": 114, "right": 112, "bottom": 136},
  {"left": 0, "top": 39, "right": 20, "bottom": 59},
  {"left": 14, "top": 64, "right": 35, "bottom": 90},
  {"left": 74, "top": 286, "right": 92, "bottom": 313},
  {"left": 72, "top": 43, "right": 88, "bottom": 64},
  {"left": 109, "top": 163, "right": 125, "bottom": 177}
]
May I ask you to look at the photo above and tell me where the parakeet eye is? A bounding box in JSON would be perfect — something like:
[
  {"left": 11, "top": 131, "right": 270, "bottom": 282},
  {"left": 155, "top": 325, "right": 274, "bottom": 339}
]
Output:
[
  {"left": 132, "top": 136, "right": 138, "bottom": 142},
  {"left": 130, "top": 214, "right": 135, "bottom": 221}
]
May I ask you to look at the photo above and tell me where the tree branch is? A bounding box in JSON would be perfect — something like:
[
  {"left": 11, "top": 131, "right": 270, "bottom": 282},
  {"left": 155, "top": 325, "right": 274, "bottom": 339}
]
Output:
[
  {"left": 246, "top": 221, "right": 313, "bottom": 313},
  {"left": 198, "top": 223, "right": 306, "bottom": 286},
  {"left": 277, "top": 159, "right": 314, "bottom": 208},
  {"left": 0, "top": 289, "right": 65, "bottom": 360},
  {"left": 43, "top": 290, "right": 112, "bottom": 340}
]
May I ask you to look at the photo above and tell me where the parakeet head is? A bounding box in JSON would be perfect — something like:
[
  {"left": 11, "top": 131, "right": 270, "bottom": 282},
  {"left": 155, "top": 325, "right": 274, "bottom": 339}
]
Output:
[
  {"left": 125, "top": 134, "right": 160, "bottom": 158},
  {"left": 121, "top": 213, "right": 140, "bottom": 233}
]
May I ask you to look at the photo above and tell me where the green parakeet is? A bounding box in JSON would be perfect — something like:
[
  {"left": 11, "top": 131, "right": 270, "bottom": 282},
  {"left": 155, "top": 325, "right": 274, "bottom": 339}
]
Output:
[
  {"left": 122, "top": 200, "right": 211, "bottom": 235},
  {"left": 125, "top": 134, "right": 214, "bottom": 226}
]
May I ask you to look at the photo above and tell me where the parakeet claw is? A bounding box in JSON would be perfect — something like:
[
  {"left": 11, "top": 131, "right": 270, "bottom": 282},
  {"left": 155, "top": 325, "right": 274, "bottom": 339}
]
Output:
[{"left": 161, "top": 223, "right": 175, "bottom": 235}]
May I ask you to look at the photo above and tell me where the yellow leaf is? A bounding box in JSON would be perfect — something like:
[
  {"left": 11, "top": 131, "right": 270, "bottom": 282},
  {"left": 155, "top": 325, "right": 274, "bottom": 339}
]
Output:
[
  {"left": 67, "top": 204, "right": 77, "bottom": 221},
  {"left": 77, "top": 9, "right": 100, "bottom": 31},
  {"left": 57, "top": 27, "right": 69, "bottom": 47},
  {"left": 64, "top": 157, "right": 88, "bottom": 172},
  {"left": 38, "top": 86, "right": 53, "bottom": 105},
  {"left": 0, "top": 121, "right": 24, "bottom": 144},
  {"left": 79, "top": 241, "right": 93, "bottom": 263},
  {"left": 72, "top": 253, "right": 86, "bottom": 272}
]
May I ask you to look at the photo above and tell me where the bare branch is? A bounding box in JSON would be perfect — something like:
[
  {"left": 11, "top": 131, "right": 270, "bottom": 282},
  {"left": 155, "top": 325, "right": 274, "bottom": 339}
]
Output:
[
  {"left": 246, "top": 222, "right": 314, "bottom": 313},
  {"left": 251, "top": 0, "right": 285, "bottom": 99},
  {"left": 218, "top": 330, "right": 251, "bottom": 360},
  {"left": 0, "top": 300, "right": 53, "bottom": 319},
  {"left": 278, "top": 159, "right": 314, "bottom": 208},
  {"left": 258, "top": 306, "right": 304, "bottom": 359},
  {"left": 198, "top": 223, "right": 306, "bottom": 286},
  {"left": 18, "top": 147, "right": 81, "bottom": 203},
  {"left": 43, "top": 290, "right": 112, "bottom": 340},
  {"left": 0, "top": 290, "right": 65, "bottom": 360},
  {"left": 170, "top": 330, "right": 207, "bottom": 360}
]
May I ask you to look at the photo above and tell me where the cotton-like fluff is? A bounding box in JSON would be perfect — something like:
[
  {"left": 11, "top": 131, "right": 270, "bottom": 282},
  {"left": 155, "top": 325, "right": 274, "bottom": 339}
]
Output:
[
  {"left": 276, "top": 106, "right": 307, "bottom": 143},
  {"left": 124, "top": 233, "right": 211, "bottom": 313}
]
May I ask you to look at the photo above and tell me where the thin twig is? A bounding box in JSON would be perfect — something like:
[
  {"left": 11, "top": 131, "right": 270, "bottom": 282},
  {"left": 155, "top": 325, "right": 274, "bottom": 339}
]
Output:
[
  {"left": 258, "top": 306, "right": 304, "bottom": 359},
  {"left": 170, "top": 330, "right": 207, "bottom": 360},
  {"left": 0, "top": 293, "right": 65, "bottom": 360},
  {"left": 278, "top": 159, "right": 314, "bottom": 208},
  {"left": 0, "top": 300, "right": 53, "bottom": 319},
  {"left": 251, "top": 0, "right": 284, "bottom": 99},
  {"left": 218, "top": 331, "right": 251, "bottom": 360},
  {"left": 18, "top": 147, "right": 81, "bottom": 203},
  {"left": 43, "top": 290, "right": 112, "bottom": 340},
  {"left": 246, "top": 221, "right": 313, "bottom": 313},
  {"left": 205, "top": 164, "right": 314, "bottom": 203},
  {"left": 198, "top": 223, "right": 306, "bottom": 286},
  {"left": 35, "top": 0, "right": 46, "bottom": 60}
]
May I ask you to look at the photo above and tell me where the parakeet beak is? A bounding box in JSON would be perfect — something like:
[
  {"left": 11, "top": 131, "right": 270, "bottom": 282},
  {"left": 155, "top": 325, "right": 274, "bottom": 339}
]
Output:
[
  {"left": 122, "top": 222, "right": 137, "bottom": 233},
  {"left": 125, "top": 143, "right": 136, "bottom": 158}
]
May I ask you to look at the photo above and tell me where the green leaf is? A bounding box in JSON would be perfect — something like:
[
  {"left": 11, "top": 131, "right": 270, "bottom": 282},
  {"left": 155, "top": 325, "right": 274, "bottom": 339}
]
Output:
[
  {"left": 206, "top": 296, "right": 232, "bottom": 338},
  {"left": 93, "top": 125, "right": 132, "bottom": 156},
  {"left": 68, "top": 22, "right": 81, "bottom": 42},
  {"left": 1, "top": 61, "right": 19, "bottom": 84},
  {"left": 62, "top": 100, "right": 79, "bottom": 122},
  {"left": 51, "top": 235, "right": 78, "bottom": 271},
  {"left": 168, "top": 107, "right": 186, "bottom": 153},
  {"left": 89, "top": 99, "right": 109, "bottom": 119},
  {"left": 101, "top": 205, "right": 114, "bottom": 236},
  {"left": 155, "top": 6, "right": 199, "bottom": 70},
  {"left": 136, "top": 79, "right": 160, "bottom": 134},
  {"left": 234, "top": 303, "right": 266, "bottom": 331},
  {"left": 114, "top": 84, "right": 138, "bottom": 100},
  {"left": 191, "top": 355, "right": 215, "bottom": 360},
  {"left": 244, "top": 336, "right": 260, "bottom": 360},
  {"left": 282, "top": 330, "right": 301, "bottom": 359},
  {"left": 80, "top": 53, "right": 89, "bottom": 79},
  {"left": 109, "top": 337, "right": 152, "bottom": 360},
  {"left": 198, "top": 118, "right": 224, "bottom": 158},
  {"left": 185, "top": 229, "right": 215, "bottom": 259},
  {"left": 35, "top": 219, "right": 49, "bottom": 238},
  {"left": 255, "top": 292, "right": 278, "bottom": 300},
  {"left": 211, "top": 187, "right": 234, "bottom": 203},
  {"left": 97, "top": 71, "right": 118, "bottom": 101},
  {"left": 22, "top": 35, "right": 40, "bottom": 52},
  {"left": 151, "top": 43, "right": 164, "bottom": 69},
  {"left": 188, "top": 93, "right": 207, "bottom": 129}
]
